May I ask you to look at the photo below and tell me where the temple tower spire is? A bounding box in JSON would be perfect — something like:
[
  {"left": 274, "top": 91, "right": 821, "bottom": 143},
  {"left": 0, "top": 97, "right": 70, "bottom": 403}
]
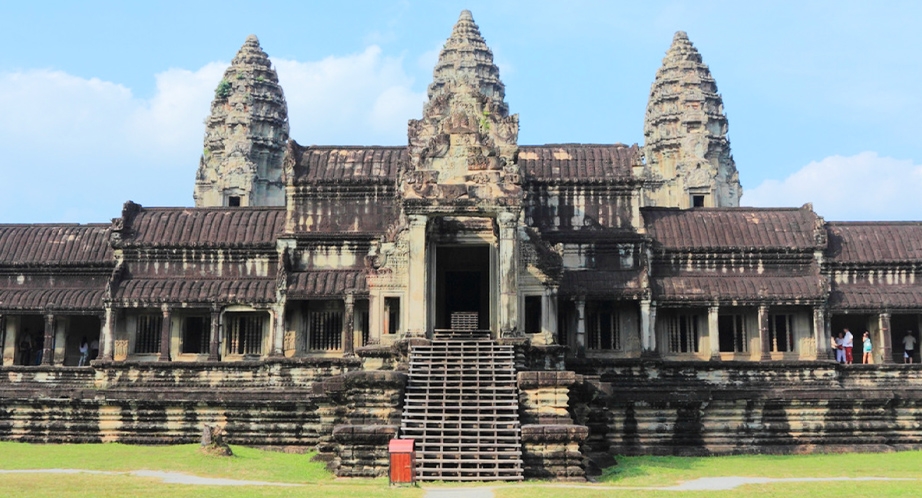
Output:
[
  {"left": 640, "top": 31, "right": 741, "bottom": 208},
  {"left": 194, "top": 35, "right": 289, "bottom": 208},
  {"left": 404, "top": 10, "right": 520, "bottom": 202}
]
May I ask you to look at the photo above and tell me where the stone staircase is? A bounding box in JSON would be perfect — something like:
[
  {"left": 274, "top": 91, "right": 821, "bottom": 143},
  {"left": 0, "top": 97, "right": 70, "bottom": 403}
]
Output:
[{"left": 399, "top": 331, "right": 524, "bottom": 481}]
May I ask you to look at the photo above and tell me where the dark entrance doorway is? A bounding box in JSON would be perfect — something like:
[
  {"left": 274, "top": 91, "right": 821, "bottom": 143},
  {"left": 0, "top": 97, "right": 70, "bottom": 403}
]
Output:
[
  {"left": 435, "top": 245, "right": 490, "bottom": 331},
  {"left": 891, "top": 314, "right": 921, "bottom": 363}
]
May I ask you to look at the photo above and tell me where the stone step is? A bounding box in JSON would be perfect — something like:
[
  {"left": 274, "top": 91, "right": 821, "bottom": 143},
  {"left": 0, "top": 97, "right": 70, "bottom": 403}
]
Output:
[{"left": 400, "top": 337, "right": 523, "bottom": 481}]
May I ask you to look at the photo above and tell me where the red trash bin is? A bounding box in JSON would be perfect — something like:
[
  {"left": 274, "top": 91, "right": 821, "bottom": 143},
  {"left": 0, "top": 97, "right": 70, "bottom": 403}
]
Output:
[{"left": 388, "top": 438, "right": 415, "bottom": 485}]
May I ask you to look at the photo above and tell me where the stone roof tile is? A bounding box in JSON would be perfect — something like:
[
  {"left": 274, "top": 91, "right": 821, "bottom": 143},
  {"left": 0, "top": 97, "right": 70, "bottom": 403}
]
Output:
[
  {"left": 826, "top": 222, "right": 922, "bottom": 263},
  {"left": 519, "top": 144, "right": 638, "bottom": 182},
  {"left": 123, "top": 207, "right": 286, "bottom": 248},
  {"left": 0, "top": 225, "right": 112, "bottom": 266},
  {"left": 291, "top": 146, "right": 406, "bottom": 184},
  {"left": 113, "top": 278, "right": 276, "bottom": 305},
  {"left": 288, "top": 271, "right": 368, "bottom": 299},
  {"left": 829, "top": 284, "right": 922, "bottom": 310},
  {"left": 644, "top": 207, "right": 820, "bottom": 250},
  {"left": 654, "top": 275, "right": 825, "bottom": 303}
]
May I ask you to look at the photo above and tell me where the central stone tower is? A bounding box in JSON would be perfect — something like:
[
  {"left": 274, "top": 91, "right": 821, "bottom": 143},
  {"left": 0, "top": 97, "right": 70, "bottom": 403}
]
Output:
[{"left": 640, "top": 31, "right": 741, "bottom": 208}]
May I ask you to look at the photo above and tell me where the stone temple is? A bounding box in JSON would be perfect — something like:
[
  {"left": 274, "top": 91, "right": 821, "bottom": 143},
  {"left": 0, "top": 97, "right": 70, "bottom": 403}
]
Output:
[{"left": 2, "top": 11, "right": 922, "bottom": 481}]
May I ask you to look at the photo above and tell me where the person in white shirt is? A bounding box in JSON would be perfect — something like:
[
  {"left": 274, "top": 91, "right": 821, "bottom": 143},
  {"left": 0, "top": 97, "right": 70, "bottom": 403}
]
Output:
[
  {"left": 843, "top": 328, "right": 854, "bottom": 364},
  {"left": 904, "top": 331, "right": 917, "bottom": 364}
]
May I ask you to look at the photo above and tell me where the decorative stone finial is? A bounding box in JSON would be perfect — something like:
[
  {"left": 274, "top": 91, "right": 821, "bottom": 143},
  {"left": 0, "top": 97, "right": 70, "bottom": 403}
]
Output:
[
  {"left": 194, "top": 35, "right": 290, "bottom": 208},
  {"left": 639, "top": 31, "right": 741, "bottom": 209}
]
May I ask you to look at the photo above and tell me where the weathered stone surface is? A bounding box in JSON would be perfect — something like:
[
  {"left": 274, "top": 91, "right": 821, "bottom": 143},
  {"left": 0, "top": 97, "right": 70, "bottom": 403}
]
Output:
[
  {"left": 641, "top": 31, "right": 740, "bottom": 208},
  {"left": 195, "top": 35, "right": 289, "bottom": 208}
]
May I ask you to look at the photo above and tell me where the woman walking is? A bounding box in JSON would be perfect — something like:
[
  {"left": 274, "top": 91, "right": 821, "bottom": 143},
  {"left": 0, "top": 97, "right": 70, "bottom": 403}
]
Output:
[{"left": 862, "top": 331, "right": 873, "bottom": 364}]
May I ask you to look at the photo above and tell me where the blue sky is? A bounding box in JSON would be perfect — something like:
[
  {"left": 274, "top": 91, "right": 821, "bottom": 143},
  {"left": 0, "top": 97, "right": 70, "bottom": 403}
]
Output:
[{"left": 1, "top": 0, "right": 920, "bottom": 222}]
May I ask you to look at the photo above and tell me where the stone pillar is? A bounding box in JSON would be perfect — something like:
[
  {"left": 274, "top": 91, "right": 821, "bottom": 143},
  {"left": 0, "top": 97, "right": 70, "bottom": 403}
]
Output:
[
  {"left": 759, "top": 305, "right": 771, "bottom": 361},
  {"left": 101, "top": 307, "right": 118, "bottom": 361},
  {"left": 53, "top": 317, "right": 67, "bottom": 366},
  {"left": 497, "top": 211, "right": 519, "bottom": 337},
  {"left": 640, "top": 298, "right": 654, "bottom": 355},
  {"left": 368, "top": 292, "right": 382, "bottom": 344},
  {"left": 542, "top": 287, "right": 558, "bottom": 345},
  {"left": 1, "top": 315, "right": 13, "bottom": 366},
  {"left": 406, "top": 215, "right": 427, "bottom": 337},
  {"left": 575, "top": 298, "right": 586, "bottom": 354},
  {"left": 879, "top": 312, "right": 893, "bottom": 364},
  {"left": 813, "top": 307, "right": 829, "bottom": 360},
  {"left": 208, "top": 307, "right": 221, "bottom": 361},
  {"left": 41, "top": 313, "right": 54, "bottom": 366},
  {"left": 269, "top": 301, "right": 285, "bottom": 357},
  {"left": 708, "top": 304, "right": 720, "bottom": 361},
  {"left": 343, "top": 294, "right": 355, "bottom": 357},
  {"left": 158, "top": 305, "right": 171, "bottom": 362}
]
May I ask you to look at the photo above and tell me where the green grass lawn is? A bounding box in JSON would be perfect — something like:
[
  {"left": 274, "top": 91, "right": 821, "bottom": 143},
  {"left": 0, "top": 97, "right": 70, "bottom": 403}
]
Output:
[
  {"left": 0, "top": 442, "right": 423, "bottom": 497},
  {"left": 2, "top": 443, "right": 922, "bottom": 497}
]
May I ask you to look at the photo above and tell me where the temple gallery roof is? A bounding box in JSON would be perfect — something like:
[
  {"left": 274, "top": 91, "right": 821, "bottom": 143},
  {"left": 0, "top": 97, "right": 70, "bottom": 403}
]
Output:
[
  {"left": 643, "top": 207, "right": 821, "bottom": 250},
  {"left": 289, "top": 143, "right": 639, "bottom": 184},
  {"left": 826, "top": 222, "right": 922, "bottom": 263},
  {"left": 120, "top": 206, "right": 286, "bottom": 248},
  {"left": 0, "top": 225, "right": 112, "bottom": 266}
]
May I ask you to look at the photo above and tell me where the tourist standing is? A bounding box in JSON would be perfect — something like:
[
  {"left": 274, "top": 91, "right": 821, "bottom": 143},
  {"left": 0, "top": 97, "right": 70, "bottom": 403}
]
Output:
[
  {"left": 862, "top": 331, "right": 872, "bottom": 364},
  {"left": 903, "top": 331, "right": 916, "bottom": 364},
  {"left": 18, "top": 331, "right": 32, "bottom": 366},
  {"left": 843, "top": 328, "right": 854, "bottom": 364},
  {"left": 78, "top": 337, "right": 89, "bottom": 367},
  {"left": 835, "top": 332, "right": 846, "bottom": 363}
]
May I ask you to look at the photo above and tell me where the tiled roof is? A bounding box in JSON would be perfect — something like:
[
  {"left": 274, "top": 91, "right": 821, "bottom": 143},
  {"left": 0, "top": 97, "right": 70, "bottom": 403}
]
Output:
[
  {"left": 654, "top": 275, "right": 825, "bottom": 303},
  {"left": 291, "top": 146, "right": 405, "bottom": 184},
  {"left": 644, "top": 207, "right": 820, "bottom": 250},
  {"left": 0, "top": 275, "right": 106, "bottom": 311},
  {"left": 0, "top": 225, "right": 112, "bottom": 266},
  {"left": 826, "top": 223, "right": 922, "bottom": 263},
  {"left": 124, "top": 207, "right": 286, "bottom": 248},
  {"left": 519, "top": 144, "right": 638, "bottom": 182},
  {"left": 559, "top": 270, "right": 645, "bottom": 298},
  {"left": 113, "top": 278, "right": 276, "bottom": 305},
  {"left": 829, "top": 284, "right": 922, "bottom": 310},
  {"left": 288, "top": 271, "right": 367, "bottom": 298}
]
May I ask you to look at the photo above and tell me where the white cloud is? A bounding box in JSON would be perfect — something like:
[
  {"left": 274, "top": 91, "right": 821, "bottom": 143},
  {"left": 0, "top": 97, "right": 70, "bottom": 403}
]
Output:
[
  {"left": 0, "top": 46, "right": 425, "bottom": 222},
  {"left": 274, "top": 46, "right": 424, "bottom": 145},
  {"left": 744, "top": 152, "right": 922, "bottom": 221}
]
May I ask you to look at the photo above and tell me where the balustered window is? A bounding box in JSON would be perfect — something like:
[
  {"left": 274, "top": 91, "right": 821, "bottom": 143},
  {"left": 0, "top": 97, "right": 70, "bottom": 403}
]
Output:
[
  {"left": 226, "top": 312, "right": 265, "bottom": 356},
  {"left": 307, "top": 301, "right": 343, "bottom": 351},
  {"left": 134, "top": 314, "right": 161, "bottom": 354},
  {"left": 770, "top": 314, "right": 795, "bottom": 352},
  {"left": 668, "top": 314, "right": 700, "bottom": 353},
  {"left": 588, "top": 302, "right": 621, "bottom": 351}
]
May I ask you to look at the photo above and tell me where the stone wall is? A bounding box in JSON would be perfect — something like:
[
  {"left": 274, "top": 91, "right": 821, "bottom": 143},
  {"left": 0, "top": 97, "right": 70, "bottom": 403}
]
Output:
[
  {"left": 569, "top": 358, "right": 922, "bottom": 459},
  {"left": 517, "top": 370, "right": 588, "bottom": 480}
]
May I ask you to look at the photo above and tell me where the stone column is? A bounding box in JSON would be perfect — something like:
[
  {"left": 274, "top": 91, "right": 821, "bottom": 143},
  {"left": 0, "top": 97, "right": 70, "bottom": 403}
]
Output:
[
  {"left": 575, "top": 298, "right": 586, "bottom": 355},
  {"left": 879, "top": 312, "right": 893, "bottom": 364},
  {"left": 759, "top": 305, "right": 771, "bottom": 361},
  {"left": 101, "top": 307, "right": 118, "bottom": 361},
  {"left": 497, "top": 211, "right": 519, "bottom": 337},
  {"left": 208, "top": 307, "right": 221, "bottom": 361},
  {"left": 708, "top": 304, "right": 720, "bottom": 361},
  {"left": 406, "top": 215, "right": 428, "bottom": 337},
  {"left": 640, "top": 298, "right": 655, "bottom": 355},
  {"left": 53, "top": 317, "right": 67, "bottom": 366},
  {"left": 542, "top": 287, "right": 558, "bottom": 345},
  {"left": 343, "top": 294, "right": 355, "bottom": 357},
  {"left": 41, "top": 313, "right": 54, "bottom": 366},
  {"left": 269, "top": 301, "right": 286, "bottom": 357},
  {"left": 158, "top": 305, "right": 171, "bottom": 362},
  {"left": 813, "top": 307, "right": 829, "bottom": 360}
]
